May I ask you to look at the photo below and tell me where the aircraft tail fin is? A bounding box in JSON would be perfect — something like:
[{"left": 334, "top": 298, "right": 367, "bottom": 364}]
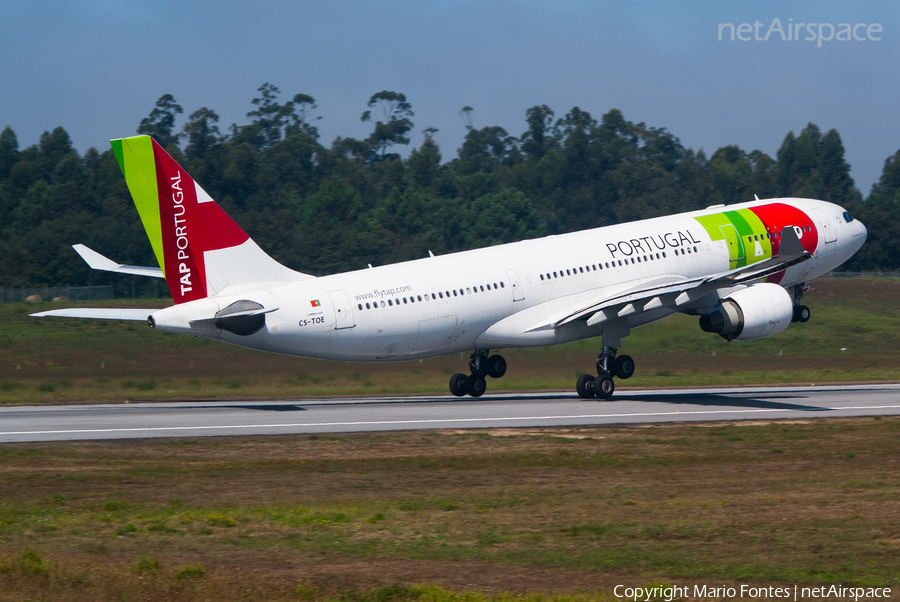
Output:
[{"left": 110, "top": 136, "right": 312, "bottom": 304}]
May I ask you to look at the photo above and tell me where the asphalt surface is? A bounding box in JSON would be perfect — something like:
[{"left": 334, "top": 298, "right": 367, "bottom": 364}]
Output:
[{"left": 1, "top": 384, "right": 899, "bottom": 443}]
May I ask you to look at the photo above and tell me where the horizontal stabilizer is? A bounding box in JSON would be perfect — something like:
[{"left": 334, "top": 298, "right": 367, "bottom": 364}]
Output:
[
  {"left": 73, "top": 244, "right": 164, "bottom": 279},
  {"left": 30, "top": 308, "right": 153, "bottom": 321}
]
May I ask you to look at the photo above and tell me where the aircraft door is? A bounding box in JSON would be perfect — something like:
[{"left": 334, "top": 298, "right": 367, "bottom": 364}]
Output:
[
  {"left": 328, "top": 290, "right": 356, "bottom": 330},
  {"left": 506, "top": 268, "right": 524, "bottom": 301},
  {"left": 719, "top": 224, "right": 744, "bottom": 266},
  {"left": 813, "top": 209, "right": 837, "bottom": 243}
]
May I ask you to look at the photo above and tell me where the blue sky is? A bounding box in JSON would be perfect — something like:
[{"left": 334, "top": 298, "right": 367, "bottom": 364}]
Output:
[{"left": 1, "top": 0, "right": 897, "bottom": 194}]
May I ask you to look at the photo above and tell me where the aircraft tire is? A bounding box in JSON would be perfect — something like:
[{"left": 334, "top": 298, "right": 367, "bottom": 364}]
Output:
[
  {"left": 576, "top": 374, "right": 595, "bottom": 399},
  {"left": 486, "top": 354, "right": 507, "bottom": 378},
  {"left": 798, "top": 305, "right": 811, "bottom": 323},
  {"left": 449, "top": 373, "right": 469, "bottom": 397},
  {"left": 595, "top": 376, "right": 615, "bottom": 400},
  {"left": 613, "top": 355, "right": 635, "bottom": 379},
  {"left": 467, "top": 376, "right": 487, "bottom": 398}
]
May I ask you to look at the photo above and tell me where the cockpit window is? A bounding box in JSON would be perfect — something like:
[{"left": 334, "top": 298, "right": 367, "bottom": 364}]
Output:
[{"left": 843, "top": 211, "right": 855, "bottom": 223}]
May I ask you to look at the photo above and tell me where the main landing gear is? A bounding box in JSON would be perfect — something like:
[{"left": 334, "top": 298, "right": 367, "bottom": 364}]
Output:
[
  {"left": 791, "top": 282, "right": 811, "bottom": 323},
  {"left": 449, "top": 349, "right": 507, "bottom": 398},
  {"left": 576, "top": 344, "right": 635, "bottom": 400}
]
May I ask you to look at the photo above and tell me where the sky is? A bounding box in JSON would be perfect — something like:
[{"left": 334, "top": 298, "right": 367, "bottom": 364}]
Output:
[{"left": 1, "top": 0, "right": 897, "bottom": 195}]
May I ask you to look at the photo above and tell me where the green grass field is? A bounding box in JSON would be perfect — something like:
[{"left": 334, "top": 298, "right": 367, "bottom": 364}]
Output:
[
  {"left": 1, "top": 278, "right": 899, "bottom": 403},
  {"left": 1, "top": 418, "right": 898, "bottom": 600}
]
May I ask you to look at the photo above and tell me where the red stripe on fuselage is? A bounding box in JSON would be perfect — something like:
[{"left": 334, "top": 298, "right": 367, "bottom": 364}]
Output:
[{"left": 748, "top": 202, "right": 817, "bottom": 284}]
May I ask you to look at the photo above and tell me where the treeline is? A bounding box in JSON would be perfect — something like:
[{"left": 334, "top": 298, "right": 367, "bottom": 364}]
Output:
[{"left": 0, "top": 84, "right": 897, "bottom": 294}]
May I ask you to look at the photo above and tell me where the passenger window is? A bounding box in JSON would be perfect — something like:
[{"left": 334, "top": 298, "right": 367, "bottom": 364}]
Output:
[
  {"left": 467, "top": 287, "right": 472, "bottom": 294},
  {"left": 480, "top": 285, "right": 485, "bottom": 292},
  {"left": 540, "top": 274, "right": 544, "bottom": 280},
  {"left": 438, "top": 292, "right": 443, "bottom": 298},
  {"left": 366, "top": 302, "right": 371, "bottom": 309},
  {"left": 417, "top": 295, "right": 422, "bottom": 302},
  {"left": 380, "top": 301, "right": 385, "bottom": 307},
  {"left": 566, "top": 269, "right": 571, "bottom": 276},
  {"left": 358, "top": 304, "right": 363, "bottom": 310},
  {"left": 403, "top": 297, "right": 408, "bottom": 304},
  {"left": 453, "top": 290, "right": 457, "bottom": 296},
  {"left": 493, "top": 282, "right": 498, "bottom": 288},
  {"left": 388, "top": 299, "right": 393, "bottom": 306},
  {"left": 553, "top": 272, "right": 557, "bottom": 278},
  {"left": 431, "top": 293, "right": 436, "bottom": 299}
]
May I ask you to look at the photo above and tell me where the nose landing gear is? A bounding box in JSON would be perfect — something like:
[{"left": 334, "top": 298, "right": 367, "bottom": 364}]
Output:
[
  {"left": 449, "top": 349, "right": 507, "bottom": 398},
  {"left": 791, "top": 282, "right": 812, "bottom": 323}
]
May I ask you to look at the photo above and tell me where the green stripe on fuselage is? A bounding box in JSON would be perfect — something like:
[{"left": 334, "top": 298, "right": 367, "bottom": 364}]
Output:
[{"left": 694, "top": 208, "right": 772, "bottom": 269}]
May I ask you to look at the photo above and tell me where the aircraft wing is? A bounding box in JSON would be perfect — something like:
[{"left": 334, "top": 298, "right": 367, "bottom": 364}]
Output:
[
  {"left": 545, "top": 226, "right": 811, "bottom": 330},
  {"left": 73, "top": 244, "right": 165, "bottom": 279},
  {"left": 30, "top": 308, "right": 154, "bottom": 321}
]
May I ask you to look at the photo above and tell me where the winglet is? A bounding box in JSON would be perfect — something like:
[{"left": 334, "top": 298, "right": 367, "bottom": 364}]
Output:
[{"left": 72, "top": 244, "right": 164, "bottom": 279}]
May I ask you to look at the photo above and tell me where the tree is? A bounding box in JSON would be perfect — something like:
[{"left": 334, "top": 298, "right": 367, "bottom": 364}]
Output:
[
  {"left": 182, "top": 107, "right": 222, "bottom": 161},
  {"left": 520, "top": 104, "right": 555, "bottom": 160},
  {"left": 246, "top": 83, "right": 292, "bottom": 149},
  {"left": 137, "top": 94, "right": 183, "bottom": 148},
  {"left": 361, "top": 91, "right": 414, "bottom": 160},
  {"left": 458, "top": 106, "right": 474, "bottom": 130},
  {"left": 285, "top": 93, "right": 322, "bottom": 139},
  {"left": 0, "top": 126, "right": 18, "bottom": 180}
]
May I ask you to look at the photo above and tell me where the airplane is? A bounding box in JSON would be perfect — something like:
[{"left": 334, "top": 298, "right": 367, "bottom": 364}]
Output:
[{"left": 32, "top": 135, "right": 868, "bottom": 399}]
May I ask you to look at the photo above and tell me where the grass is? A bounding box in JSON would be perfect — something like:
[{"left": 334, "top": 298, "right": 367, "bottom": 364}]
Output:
[
  {"left": 0, "top": 418, "right": 898, "bottom": 600},
  {"left": 1, "top": 278, "right": 899, "bottom": 404}
]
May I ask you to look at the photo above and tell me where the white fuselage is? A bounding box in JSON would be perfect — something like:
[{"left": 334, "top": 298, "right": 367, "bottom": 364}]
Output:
[{"left": 150, "top": 198, "right": 866, "bottom": 362}]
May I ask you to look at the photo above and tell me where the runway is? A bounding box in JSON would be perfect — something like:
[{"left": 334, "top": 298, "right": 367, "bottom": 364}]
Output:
[{"left": 1, "top": 384, "right": 899, "bottom": 443}]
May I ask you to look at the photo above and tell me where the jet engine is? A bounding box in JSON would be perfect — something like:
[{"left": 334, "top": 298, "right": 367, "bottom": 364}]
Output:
[{"left": 699, "top": 283, "right": 793, "bottom": 341}]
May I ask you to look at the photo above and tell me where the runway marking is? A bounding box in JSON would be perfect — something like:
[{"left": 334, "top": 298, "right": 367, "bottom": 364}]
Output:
[{"left": 2, "top": 405, "right": 900, "bottom": 437}]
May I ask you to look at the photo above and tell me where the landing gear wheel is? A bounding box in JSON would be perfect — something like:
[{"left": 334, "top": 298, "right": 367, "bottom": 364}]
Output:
[
  {"left": 467, "top": 376, "right": 487, "bottom": 398},
  {"left": 798, "top": 305, "right": 810, "bottom": 323},
  {"left": 485, "top": 355, "right": 507, "bottom": 379},
  {"left": 595, "top": 376, "right": 615, "bottom": 400},
  {"left": 449, "top": 373, "right": 468, "bottom": 397},
  {"left": 576, "top": 374, "right": 596, "bottom": 399},
  {"left": 613, "top": 355, "right": 635, "bottom": 380}
]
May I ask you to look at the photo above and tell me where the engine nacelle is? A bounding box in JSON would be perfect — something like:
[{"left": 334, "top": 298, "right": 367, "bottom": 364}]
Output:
[{"left": 699, "top": 283, "right": 793, "bottom": 341}]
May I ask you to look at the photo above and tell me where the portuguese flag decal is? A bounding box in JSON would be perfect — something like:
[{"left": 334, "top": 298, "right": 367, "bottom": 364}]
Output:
[{"left": 310, "top": 299, "right": 321, "bottom": 307}]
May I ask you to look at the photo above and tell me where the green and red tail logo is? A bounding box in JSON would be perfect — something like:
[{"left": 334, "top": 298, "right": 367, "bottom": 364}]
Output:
[{"left": 110, "top": 136, "right": 249, "bottom": 303}]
